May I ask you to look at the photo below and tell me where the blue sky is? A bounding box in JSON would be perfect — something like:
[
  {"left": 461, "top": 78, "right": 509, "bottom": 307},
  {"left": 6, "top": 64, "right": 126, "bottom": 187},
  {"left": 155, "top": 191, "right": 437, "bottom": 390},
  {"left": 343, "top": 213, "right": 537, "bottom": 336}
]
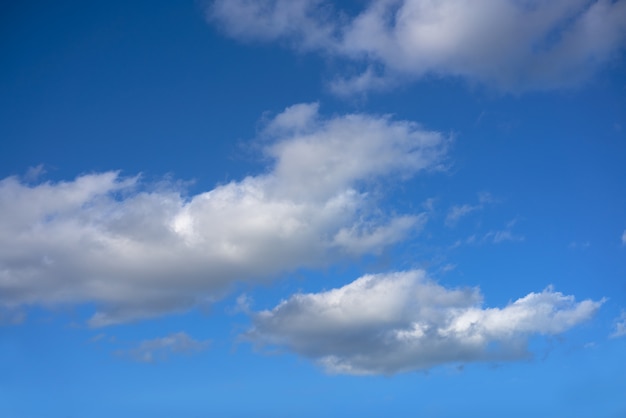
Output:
[{"left": 1, "top": 0, "right": 626, "bottom": 416}]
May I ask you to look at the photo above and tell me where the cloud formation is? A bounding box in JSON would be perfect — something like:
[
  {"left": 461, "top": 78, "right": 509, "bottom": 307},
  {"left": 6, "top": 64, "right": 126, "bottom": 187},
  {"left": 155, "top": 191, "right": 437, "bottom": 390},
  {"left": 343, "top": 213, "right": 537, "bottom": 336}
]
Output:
[
  {"left": 244, "top": 270, "right": 603, "bottom": 375},
  {"left": 610, "top": 311, "right": 626, "bottom": 338},
  {"left": 446, "top": 204, "right": 480, "bottom": 227},
  {"left": 0, "top": 104, "right": 446, "bottom": 326},
  {"left": 116, "top": 332, "right": 210, "bottom": 363},
  {"left": 445, "top": 192, "right": 494, "bottom": 227},
  {"left": 210, "top": 0, "right": 626, "bottom": 93}
]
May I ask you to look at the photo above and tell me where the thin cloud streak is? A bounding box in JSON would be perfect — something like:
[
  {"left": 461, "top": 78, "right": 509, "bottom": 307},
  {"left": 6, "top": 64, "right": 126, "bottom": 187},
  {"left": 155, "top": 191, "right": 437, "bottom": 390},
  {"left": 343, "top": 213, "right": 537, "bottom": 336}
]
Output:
[{"left": 116, "top": 332, "right": 210, "bottom": 363}]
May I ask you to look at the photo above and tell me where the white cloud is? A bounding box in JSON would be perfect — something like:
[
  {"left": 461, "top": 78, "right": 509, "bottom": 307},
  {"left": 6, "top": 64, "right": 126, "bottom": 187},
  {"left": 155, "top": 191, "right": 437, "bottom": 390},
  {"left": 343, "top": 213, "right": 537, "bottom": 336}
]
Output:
[
  {"left": 244, "top": 270, "right": 603, "bottom": 375},
  {"left": 209, "top": 0, "right": 626, "bottom": 93},
  {"left": 116, "top": 332, "right": 210, "bottom": 363},
  {"left": 0, "top": 104, "right": 447, "bottom": 326},
  {"left": 622, "top": 230, "right": 626, "bottom": 244},
  {"left": 610, "top": 311, "right": 626, "bottom": 338}
]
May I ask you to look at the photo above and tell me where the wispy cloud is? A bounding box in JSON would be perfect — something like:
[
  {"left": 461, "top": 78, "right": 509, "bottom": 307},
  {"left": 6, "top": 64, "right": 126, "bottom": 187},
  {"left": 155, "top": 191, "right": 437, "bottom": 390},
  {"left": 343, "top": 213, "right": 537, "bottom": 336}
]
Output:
[
  {"left": 209, "top": 0, "right": 626, "bottom": 93},
  {"left": 89, "top": 333, "right": 116, "bottom": 344},
  {"left": 446, "top": 204, "right": 480, "bottom": 227},
  {"left": 622, "top": 230, "right": 626, "bottom": 245},
  {"left": 89, "top": 333, "right": 107, "bottom": 343},
  {"left": 116, "top": 332, "right": 210, "bottom": 363},
  {"left": 450, "top": 217, "right": 523, "bottom": 247},
  {"left": 0, "top": 308, "right": 25, "bottom": 325},
  {"left": 610, "top": 311, "right": 626, "bottom": 338},
  {"left": 445, "top": 192, "right": 495, "bottom": 227},
  {"left": 23, "top": 164, "right": 46, "bottom": 183},
  {"left": 484, "top": 229, "right": 525, "bottom": 244},
  {"left": 244, "top": 270, "right": 603, "bottom": 375},
  {"left": 228, "top": 294, "right": 253, "bottom": 315},
  {"left": 569, "top": 241, "right": 591, "bottom": 250},
  {"left": 0, "top": 104, "right": 447, "bottom": 326}
]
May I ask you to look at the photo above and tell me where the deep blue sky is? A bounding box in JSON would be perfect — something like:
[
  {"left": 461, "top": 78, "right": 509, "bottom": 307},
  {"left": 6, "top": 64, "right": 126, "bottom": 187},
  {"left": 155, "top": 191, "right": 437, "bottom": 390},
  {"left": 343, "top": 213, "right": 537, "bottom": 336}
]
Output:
[{"left": 1, "top": 1, "right": 625, "bottom": 417}]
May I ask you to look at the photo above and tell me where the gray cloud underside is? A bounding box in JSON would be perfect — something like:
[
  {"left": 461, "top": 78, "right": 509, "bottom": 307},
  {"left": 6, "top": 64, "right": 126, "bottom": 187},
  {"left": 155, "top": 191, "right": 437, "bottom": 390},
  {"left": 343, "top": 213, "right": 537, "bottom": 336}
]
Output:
[
  {"left": 210, "top": 0, "right": 626, "bottom": 93},
  {"left": 0, "top": 104, "right": 446, "bottom": 326},
  {"left": 245, "top": 270, "right": 603, "bottom": 375}
]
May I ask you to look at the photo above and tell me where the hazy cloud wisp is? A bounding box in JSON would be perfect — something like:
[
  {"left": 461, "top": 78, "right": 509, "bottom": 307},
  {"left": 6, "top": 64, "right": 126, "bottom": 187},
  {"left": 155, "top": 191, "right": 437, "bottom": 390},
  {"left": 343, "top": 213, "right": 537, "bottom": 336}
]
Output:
[
  {"left": 610, "top": 311, "right": 626, "bottom": 338},
  {"left": 116, "top": 332, "right": 210, "bottom": 363}
]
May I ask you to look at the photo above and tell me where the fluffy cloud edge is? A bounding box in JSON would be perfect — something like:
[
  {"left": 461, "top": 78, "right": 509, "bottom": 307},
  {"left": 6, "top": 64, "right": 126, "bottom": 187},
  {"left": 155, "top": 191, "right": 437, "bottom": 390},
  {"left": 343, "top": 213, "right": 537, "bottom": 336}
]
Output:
[{"left": 244, "top": 270, "right": 604, "bottom": 375}]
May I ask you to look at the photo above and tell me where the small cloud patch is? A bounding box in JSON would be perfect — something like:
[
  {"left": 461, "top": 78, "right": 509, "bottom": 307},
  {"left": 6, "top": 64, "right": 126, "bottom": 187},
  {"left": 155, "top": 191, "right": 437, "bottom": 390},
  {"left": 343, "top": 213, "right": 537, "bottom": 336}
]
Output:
[{"left": 116, "top": 332, "right": 210, "bottom": 363}]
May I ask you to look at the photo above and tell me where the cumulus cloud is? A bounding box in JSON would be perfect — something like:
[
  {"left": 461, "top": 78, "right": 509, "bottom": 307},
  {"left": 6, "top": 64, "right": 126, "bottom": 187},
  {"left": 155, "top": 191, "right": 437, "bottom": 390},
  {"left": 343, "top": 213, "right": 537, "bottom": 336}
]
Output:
[
  {"left": 244, "top": 270, "right": 603, "bottom": 375},
  {"left": 610, "top": 311, "right": 626, "bottom": 338},
  {"left": 116, "top": 332, "right": 210, "bottom": 363},
  {"left": 0, "top": 104, "right": 447, "bottom": 326},
  {"left": 209, "top": 0, "right": 626, "bottom": 92}
]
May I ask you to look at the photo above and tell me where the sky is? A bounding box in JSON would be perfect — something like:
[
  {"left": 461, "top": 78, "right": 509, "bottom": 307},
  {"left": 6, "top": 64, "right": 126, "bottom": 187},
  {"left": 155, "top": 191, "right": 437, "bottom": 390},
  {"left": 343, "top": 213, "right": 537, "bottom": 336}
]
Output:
[{"left": 1, "top": 0, "right": 626, "bottom": 416}]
